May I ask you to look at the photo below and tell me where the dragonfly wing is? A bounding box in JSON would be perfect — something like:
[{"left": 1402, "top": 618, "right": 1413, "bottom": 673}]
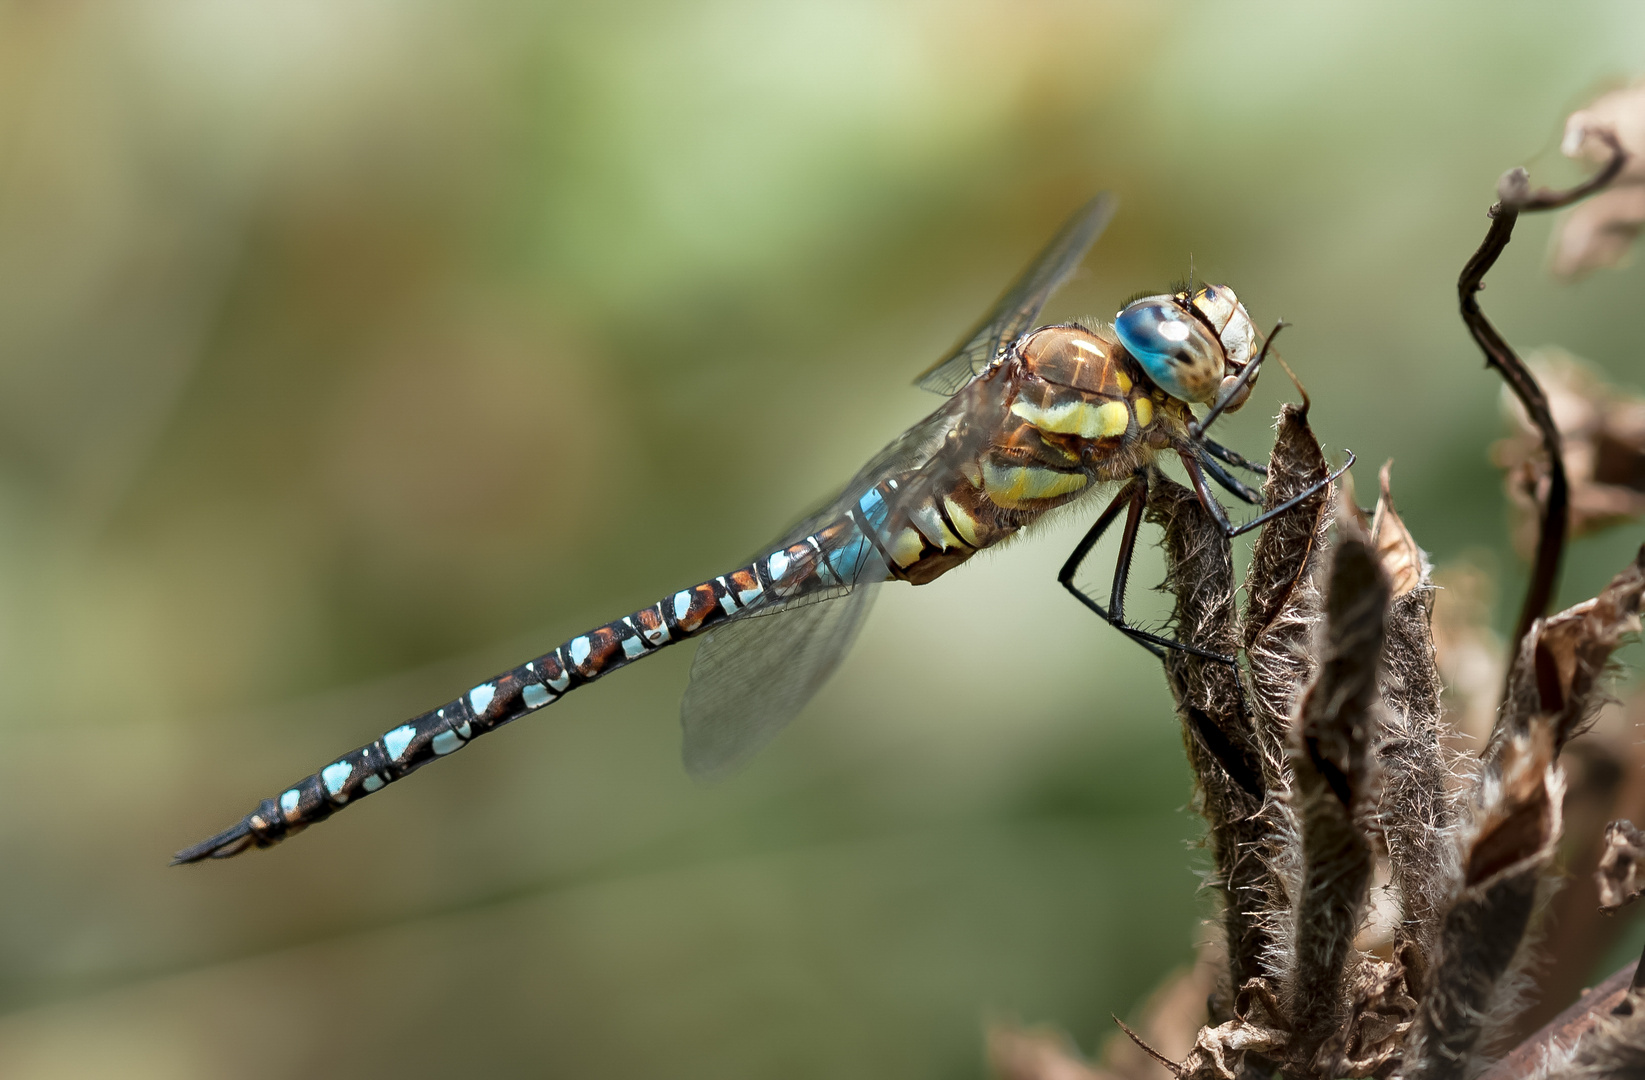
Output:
[
  {"left": 748, "top": 395, "right": 966, "bottom": 562},
  {"left": 680, "top": 583, "right": 880, "bottom": 781},
  {"left": 915, "top": 193, "right": 1116, "bottom": 395},
  {"left": 683, "top": 362, "right": 1004, "bottom": 779}
]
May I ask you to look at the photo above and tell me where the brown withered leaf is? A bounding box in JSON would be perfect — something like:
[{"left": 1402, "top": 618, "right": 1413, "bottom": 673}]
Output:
[
  {"left": 1494, "top": 544, "right": 1645, "bottom": 763},
  {"left": 1303, "top": 944, "right": 1424, "bottom": 1079},
  {"left": 1287, "top": 525, "right": 1386, "bottom": 1060},
  {"left": 1550, "top": 184, "right": 1645, "bottom": 279},
  {"left": 1553, "top": 80, "right": 1645, "bottom": 278},
  {"left": 1149, "top": 475, "right": 1276, "bottom": 1004},
  {"left": 1596, "top": 818, "right": 1645, "bottom": 913},
  {"left": 1366, "top": 464, "right": 1456, "bottom": 965},
  {"left": 1494, "top": 349, "right": 1645, "bottom": 557},
  {"left": 1177, "top": 1019, "right": 1288, "bottom": 1080},
  {"left": 1369, "top": 462, "right": 1426, "bottom": 599},
  {"left": 1407, "top": 723, "right": 1565, "bottom": 1080},
  {"left": 1242, "top": 402, "right": 1333, "bottom": 755},
  {"left": 1178, "top": 981, "right": 1290, "bottom": 1080}
]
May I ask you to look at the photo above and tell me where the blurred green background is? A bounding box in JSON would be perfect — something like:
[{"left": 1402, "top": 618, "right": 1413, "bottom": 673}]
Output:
[{"left": 2, "top": 2, "right": 1644, "bottom": 1077}]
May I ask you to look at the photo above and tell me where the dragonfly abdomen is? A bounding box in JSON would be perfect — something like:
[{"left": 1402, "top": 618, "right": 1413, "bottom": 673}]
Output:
[{"left": 173, "top": 522, "right": 878, "bottom": 862}]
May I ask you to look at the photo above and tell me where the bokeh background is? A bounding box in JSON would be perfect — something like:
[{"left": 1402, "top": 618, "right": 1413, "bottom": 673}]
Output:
[{"left": 3, "top": 3, "right": 1645, "bottom": 1077}]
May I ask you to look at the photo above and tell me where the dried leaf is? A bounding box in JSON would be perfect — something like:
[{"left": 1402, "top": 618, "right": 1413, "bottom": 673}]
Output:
[
  {"left": 1370, "top": 462, "right": 1427, "bottom": 598},
  {"left": 1549, "top": 185, "right": 1645, "bottom": 279},
  {"left": 1286, "top": 526, "right": 1386, "bottom": 1060},
  {"left": 1596, "top": 819, "right": 1645, "bottom": 913},
  {"left": 1368, "top": 465, "right": 1458, "bottom": 964},
  {"left": 1150, "top": 475, "right": 1277, "bottom": 1004},
  {"left": 1242, "top": 403, "right": 1333, "bottom": 755},
  {"left": 1407, "top": 724, "right": 1565, "bottom": 1080},
  {"left": 1178, "top": 981, "right": 1290, "bottom": 1080},
  {"left": 1323, "top": 944, "right": 1424, "bottom": 1077},
  {"left": 1178, "top": 1019, "right": 1287, "bottom": 1080},
  {"left": 1495, "top": 544, "right": 1645, "bottom": 764},
  {"left": 1553, "top": 80, "right": 1645, "bottom": 277}
]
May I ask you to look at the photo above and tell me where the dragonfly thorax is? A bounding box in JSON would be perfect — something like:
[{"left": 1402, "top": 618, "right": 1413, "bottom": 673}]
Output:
[
  {"left": 1014, "top": 324, "right": 1141, "bottom": 396},
  {"left": 1113, "top": 284, "right": 1258, "bottom": 411}
]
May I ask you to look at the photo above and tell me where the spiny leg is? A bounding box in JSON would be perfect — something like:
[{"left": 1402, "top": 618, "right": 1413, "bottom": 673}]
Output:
[
  {"left": 1179, "top": 319, "right": 1352, "bottom": 538},
  {"left": 1179, "top": 323, "right": 1286, "bottom": 502},
  {"left": 1202, "top": 437, "right": 1267, "bottom": 476},
  {"left": 1178, "top": 448, "right": 1355, "bottom": 540},
  {"left": 1200, "top": 452, "right": 1263, "bottom": 505},
  {"left": 1059, "top": 472, "right": 1236, "bottom": 664}
]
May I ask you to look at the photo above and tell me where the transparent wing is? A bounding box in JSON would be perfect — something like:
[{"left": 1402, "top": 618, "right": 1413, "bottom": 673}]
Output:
[
  {"left": 750, "top": 393, "right": 969, "bottom": 561},
  {"left": 681, "top": 398, "right": 975, "bottom": 779},
  {"left": 915, "top": 193, "right": 1117, "bottom": 396},
  {"left": 680, "top": 582, "right": 880, "bottom": 781},
  {"left": 680, "top": 346, "right": 1020, "bottom": 779}
]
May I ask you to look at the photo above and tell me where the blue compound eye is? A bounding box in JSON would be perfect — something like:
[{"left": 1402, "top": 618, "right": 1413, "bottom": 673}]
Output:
[{"left": 1113, "top": 298, "right": 1223, "bottom": 404}]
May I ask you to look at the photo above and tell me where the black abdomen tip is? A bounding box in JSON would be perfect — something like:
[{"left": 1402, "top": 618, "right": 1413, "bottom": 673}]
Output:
[{"left": 171, "top": 820, "right": 256, "bottom": 864}]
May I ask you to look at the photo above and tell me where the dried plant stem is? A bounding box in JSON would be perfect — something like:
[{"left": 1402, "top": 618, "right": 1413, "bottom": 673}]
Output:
[
  {"left": 1150, "top": 474, "right": 1273, "bottom": 1008},
  {"left": 1478, "top": 961, "right": 1638, "bottom": 1080},
  {"left": 1457, "top": 131, "right": 1626, "bottom": 655},
  {"left": 1287, "top": 531, "right": 1387, "bottom": 1066}
]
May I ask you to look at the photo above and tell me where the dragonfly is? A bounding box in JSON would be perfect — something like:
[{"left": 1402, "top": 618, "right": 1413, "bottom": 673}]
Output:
[{"left": 175, "top": 193, "right": 1336, "bottom": 863}]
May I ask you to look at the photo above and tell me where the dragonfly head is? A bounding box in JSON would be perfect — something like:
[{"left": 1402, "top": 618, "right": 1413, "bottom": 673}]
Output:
[{"left": 1113, "top": 284, "right": 1258, "bottom": 411}]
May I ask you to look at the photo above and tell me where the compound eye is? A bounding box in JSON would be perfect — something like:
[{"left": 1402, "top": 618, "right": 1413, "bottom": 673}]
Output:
[
  {"left": 1114, "top": 298, "right": 1222, "bottom": 404},
  {"left": 1191, "top": 285, "right": 1239, "bottom": 333}
]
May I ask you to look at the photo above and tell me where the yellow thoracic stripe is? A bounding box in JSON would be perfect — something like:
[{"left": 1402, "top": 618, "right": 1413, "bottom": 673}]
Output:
[{"left": 1010, "top": 398, "right": 1130, "bottom": 439}]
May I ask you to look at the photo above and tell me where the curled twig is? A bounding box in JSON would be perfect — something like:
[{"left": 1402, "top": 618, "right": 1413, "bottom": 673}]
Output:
[{"left": 1458, "top": 129, "right": 1627, "bottom": 657}]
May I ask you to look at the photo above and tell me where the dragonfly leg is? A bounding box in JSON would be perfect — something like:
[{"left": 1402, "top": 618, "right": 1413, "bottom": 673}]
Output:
[
  {"left": 1199, "top": 452, "right": 1263, "bottom": 505},
  {"left": 1058, "top": 473, "right": 1236, "bottom": 664},
  {"left": 1179, "top": 448, "right": 1356, "bottom": 540},
  {"left": 1202, "top": 437, "right": 1267, "bottom": 476}
]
